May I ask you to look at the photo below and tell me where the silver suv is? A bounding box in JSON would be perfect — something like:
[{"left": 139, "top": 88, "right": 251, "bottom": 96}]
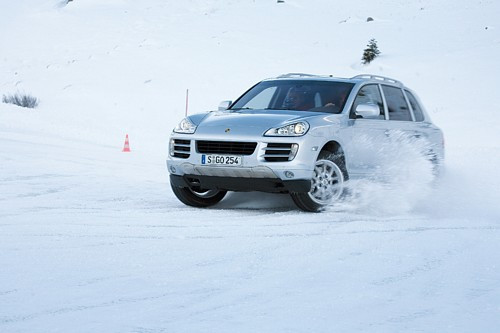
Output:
[{"left": 167, "top": 74, "right": 444, "bottom": 212}]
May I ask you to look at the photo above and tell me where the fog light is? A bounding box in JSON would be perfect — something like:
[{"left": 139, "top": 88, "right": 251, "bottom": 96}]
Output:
[
  {"left": 284, "top": 171, "right": 294, "bottom": 178},
  {"left": 170, "top": 166, "right": 176, "bottom": 173}
]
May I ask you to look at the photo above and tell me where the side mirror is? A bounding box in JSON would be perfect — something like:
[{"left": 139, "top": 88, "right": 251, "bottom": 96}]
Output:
[
  {"left": 218, "top": 100, "right": 232, "bottom": 111},
  {"left": 355, "top": 103, "right": 380, "bottom": 118}
]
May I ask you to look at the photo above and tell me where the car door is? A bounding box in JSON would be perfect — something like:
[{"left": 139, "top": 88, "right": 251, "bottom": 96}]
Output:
[
  {"left": 382, "top": 85, "right": 427, "bottom": 146},
  {"left": 381, "top": 85, "right": 438, "bottom": 162},
  {"left": 344, "top": 84, "right": 392, "bottom": 177}
]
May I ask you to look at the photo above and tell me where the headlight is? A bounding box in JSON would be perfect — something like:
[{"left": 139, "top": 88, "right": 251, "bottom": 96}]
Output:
[
  {"left": 264, "top": 121, "right": 309, "bottom": 136},
  {"left": 174, "top": 117, "right": 197, "bottom": 134}
]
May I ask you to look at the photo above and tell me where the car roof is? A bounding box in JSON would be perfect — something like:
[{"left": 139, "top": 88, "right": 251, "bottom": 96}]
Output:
[{"left": 265, "top": 73, "right": 404, "bottom": 88}]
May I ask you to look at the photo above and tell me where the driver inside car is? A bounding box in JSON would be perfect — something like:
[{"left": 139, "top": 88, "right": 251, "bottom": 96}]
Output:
[{"left": 282, "top": 86, "right": 315, "bottom": 111}]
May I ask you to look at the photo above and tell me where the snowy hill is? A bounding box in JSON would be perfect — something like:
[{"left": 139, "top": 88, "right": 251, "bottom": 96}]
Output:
[{"left": 1, "top": 1, "right": 499, "bottom": 332}]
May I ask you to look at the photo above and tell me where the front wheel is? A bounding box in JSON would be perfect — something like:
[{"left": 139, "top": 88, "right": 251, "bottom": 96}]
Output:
[
  {"left": 290, "top": 151, "right": 347, "bottom": 212},
  {"left": 171, "top": 184, "right": 227, "bottom": 208}
]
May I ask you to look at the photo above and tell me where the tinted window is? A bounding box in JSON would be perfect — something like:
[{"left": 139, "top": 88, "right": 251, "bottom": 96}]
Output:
[
  {"left": 351, "top": 84, "right": 384, "bottom": 119},
  {"left": 405, "top": 90, "right": 424, "bottom": 122},
  {"left": 231, "top": 80, "right": 354, "bottom": 113},
  {"left": 382, "top": 85, "right": 412, "bottom": 121}
]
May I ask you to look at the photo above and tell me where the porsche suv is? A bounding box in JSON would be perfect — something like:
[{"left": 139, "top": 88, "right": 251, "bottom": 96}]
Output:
[{"left": 167, "top": 74, "right": 444, "bottom": 212}]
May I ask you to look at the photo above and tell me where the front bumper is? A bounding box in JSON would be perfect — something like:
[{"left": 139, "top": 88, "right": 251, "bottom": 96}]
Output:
[{"left": 167, "top": 134, "right": 321, "bottom": 193}]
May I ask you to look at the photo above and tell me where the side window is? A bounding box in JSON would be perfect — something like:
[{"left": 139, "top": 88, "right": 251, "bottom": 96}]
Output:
[
  {"left": 405, "top": 90, "right": 425, "bottom": 122},
  {"left": 382, "top": 85, "right": 412, "bottom": 121},
  {"left": 351, "top": 84, "right": 384, "bottom": 119},
  {"left": 244, "top": 87, "right": 277, "bottom": 109}
]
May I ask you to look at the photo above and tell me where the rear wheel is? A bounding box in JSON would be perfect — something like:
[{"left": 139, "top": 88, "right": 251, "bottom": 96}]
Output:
[
  {"left": 171, "top": 184, "right": 227, "bottom": 208},
  {"left": 290, "top": 151, "right": 347, "bottom": 212}
]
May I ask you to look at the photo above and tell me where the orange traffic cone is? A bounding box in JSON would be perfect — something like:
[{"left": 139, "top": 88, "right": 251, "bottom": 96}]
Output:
[{"left": 122, "top": 134, "right": 131, "bottom": 152}]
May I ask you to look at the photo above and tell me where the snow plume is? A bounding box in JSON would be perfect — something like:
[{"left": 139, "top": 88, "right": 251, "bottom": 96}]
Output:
[
  {"left": 333, "top": 131, "right": 435, "bottom": 216},
  {"left": 418, "top": 147, "right": 500, "bottom": 221}
]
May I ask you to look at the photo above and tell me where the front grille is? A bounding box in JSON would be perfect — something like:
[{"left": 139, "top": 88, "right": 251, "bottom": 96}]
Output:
[
  {"left": 264, "top": 143, "right": 296, "bottom": 162},
  {"left": 196, "top": 141, "right": 257, "bottom": 155},
  {"left": 172, "top": 139, "right": 191, "bottom": 158}
]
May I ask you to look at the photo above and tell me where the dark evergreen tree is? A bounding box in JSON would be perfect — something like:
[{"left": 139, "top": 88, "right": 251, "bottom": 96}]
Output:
[{"left": 362, "top": 39, "right": 381, "bottom": 64}]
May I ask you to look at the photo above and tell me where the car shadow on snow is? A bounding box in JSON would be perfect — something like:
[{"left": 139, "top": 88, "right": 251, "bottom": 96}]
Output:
[{"left": 212, "top": 191, "right": 299, "bottom": 212}]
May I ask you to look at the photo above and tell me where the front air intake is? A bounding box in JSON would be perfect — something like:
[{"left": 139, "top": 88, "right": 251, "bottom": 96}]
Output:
[
  {"left": 196, "top": 141, "right": 257, "bottom": 155},
  {"left": 263, "top": 143, "right": 298, "bottom": 162},
  {"left": 172, "top": 139, "right": 191, "bottom": 158}
]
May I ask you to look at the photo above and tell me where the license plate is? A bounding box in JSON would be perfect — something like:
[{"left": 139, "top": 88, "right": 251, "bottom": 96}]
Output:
[{"left": 201, "top": 155, "right": 242, "bottom": 166}]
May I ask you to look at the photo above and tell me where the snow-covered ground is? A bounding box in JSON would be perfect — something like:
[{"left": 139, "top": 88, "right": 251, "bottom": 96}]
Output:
[{"left": 1, "top": 0, "right": 499, "bottom": 332}]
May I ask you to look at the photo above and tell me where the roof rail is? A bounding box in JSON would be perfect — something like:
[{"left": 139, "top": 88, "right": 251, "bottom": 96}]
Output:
[
  {"left": 276, "top": 73, "right": 320, "bottom": 78},
  {"left": 351, "top": 74, "right": 403, "bottom": 86}
]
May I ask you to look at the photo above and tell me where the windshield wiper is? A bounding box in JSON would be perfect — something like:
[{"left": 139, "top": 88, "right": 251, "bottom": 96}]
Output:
[{"left": 230, "top": 107, "right": 254, "bottom": 111}]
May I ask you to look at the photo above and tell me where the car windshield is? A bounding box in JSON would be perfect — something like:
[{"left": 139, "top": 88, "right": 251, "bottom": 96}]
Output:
[{"left": 230, "top": 80, "right": 354, "bottom": 113}]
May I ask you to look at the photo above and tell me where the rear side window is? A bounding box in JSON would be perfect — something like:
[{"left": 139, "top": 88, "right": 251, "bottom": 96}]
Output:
[
  {"left": 351, "top": 84, "right": 384, "bottom": 119},
  {"left": 405, "top": 90, "right": 424, "bottom": 122},
  {"left": 382, "top": 85, "right": 412, "bottom": 121}
]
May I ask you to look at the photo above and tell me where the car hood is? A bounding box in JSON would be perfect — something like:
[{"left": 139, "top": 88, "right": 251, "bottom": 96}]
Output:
[{"left": 194, "top": 109, "right": 320, "bottom": 137}]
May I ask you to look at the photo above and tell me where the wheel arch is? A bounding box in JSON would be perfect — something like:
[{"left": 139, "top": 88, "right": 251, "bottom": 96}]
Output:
[
  {"left": 320, "top": 140, "right": 345, "bottom": 159},
  {"left": 318, "top": 140, "right": 349, "bottom": 180}
]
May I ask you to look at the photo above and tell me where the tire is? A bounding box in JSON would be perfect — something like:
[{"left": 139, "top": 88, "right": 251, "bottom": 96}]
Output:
[
  {"left": 290, "top": 151, "right": 347, "bottom": 212},
  {"left": 171, "top": 183, "right": 227, "bottom": 208}
]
